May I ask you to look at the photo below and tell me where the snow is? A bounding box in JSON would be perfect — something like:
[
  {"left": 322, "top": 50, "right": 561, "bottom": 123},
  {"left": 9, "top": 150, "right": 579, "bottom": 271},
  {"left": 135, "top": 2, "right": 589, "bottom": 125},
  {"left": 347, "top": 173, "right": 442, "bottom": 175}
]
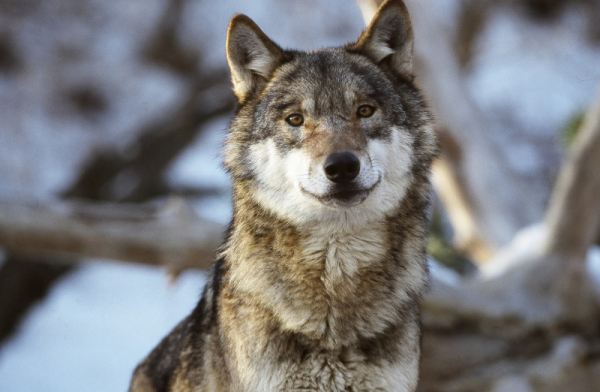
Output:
[
  {"left": 587, "top": 247, "right": 600, "bottom": 292},
  {"left": 482, "top": 225, "right": 600, "bottom": 293},
  {"left": 481, "top": 223, "right": 547, "bottom": 277},
  {"left": 465, "top": 5, "right": 600, "bottom": 211},
  {"left": 0, "top": 0, "right": 186, "bottom": 199},
  {"left": 0, "top": 260, "right": 206, "bottom": 392},
  {"left": 166, "top": 116, "right": 233, "bottom": 224},
  {"left": 191, "top": 195, "right": 232, "bottom": 226}
]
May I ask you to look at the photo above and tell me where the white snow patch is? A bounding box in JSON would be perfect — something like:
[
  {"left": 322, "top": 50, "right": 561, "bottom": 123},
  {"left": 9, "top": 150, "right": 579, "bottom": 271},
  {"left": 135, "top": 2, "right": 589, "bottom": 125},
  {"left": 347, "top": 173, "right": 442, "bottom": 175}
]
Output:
[
  {"left": 0, "top": 260, "right": 206, "bottom": 392},
  {"left": 482, "top": 223, "right": 547, "bottom": 277},
  {"left": 483, "top": 226, "right": 600, "bottom": 291},
  {"left": 429, "top": 257, "right": 461, "bottom": 286},
  {"left": 586, "top": 247, "right": 600, "bottom": 292}
]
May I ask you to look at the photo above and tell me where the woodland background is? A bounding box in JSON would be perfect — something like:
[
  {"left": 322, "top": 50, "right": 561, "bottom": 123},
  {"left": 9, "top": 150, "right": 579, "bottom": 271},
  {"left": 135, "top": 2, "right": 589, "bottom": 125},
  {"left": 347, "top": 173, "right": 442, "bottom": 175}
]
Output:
[{"left": 1, "top": 0, "right": 600, "bottom": 391}]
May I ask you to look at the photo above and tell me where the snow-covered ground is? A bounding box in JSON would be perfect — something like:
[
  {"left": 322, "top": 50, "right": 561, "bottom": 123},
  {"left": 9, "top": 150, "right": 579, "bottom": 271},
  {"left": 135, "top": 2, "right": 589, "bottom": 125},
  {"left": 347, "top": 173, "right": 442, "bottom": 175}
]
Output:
[{"left": 0, "top": 260, "right": 206, "bottom": 392}]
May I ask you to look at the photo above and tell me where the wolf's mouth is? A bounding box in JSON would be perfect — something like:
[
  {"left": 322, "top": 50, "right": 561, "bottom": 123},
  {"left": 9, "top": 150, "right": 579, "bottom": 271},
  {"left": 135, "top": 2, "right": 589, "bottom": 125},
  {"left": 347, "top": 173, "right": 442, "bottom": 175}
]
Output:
[
  {"left": 329, "top": 189, "right": 368, "bottom": 201},
  {"left": 301, "top": 185, "right": 375, "bottom": 207}
]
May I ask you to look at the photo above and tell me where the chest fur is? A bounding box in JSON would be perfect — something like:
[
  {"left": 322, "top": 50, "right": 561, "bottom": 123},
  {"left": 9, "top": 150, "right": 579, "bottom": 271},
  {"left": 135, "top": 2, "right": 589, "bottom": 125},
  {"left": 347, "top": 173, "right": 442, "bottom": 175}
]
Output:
[
  {"left": 220, "top": 216, "right": 424, "bottom": 391},
  {"left": 224, "top": 338, "right": 420, "bottom": 392},
  {"left": 227, "top": 221, "right": 409, "bottom": 347},
  {"left": 267, "top": 351, "right": 397, "bottom": 392},
  {"left": 302, "top": 226, "right": 388, "bottom": 289}
]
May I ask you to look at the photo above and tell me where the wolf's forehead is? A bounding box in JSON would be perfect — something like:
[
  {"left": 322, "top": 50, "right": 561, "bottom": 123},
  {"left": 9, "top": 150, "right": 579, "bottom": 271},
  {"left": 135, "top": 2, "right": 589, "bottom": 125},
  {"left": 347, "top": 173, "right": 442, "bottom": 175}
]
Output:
[{"left": 268, "top": 51, "right": 382, "bottom": 110}]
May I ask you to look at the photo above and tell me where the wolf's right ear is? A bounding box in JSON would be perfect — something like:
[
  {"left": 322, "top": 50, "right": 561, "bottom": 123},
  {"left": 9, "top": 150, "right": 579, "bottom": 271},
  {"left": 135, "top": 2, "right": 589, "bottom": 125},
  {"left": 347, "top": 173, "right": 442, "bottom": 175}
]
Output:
[
  {"left": 226, "top": 15, "right": 285, "bottom": 103},
  {"left": 351, "top": 0, "right": 414, "bottom": 80}
]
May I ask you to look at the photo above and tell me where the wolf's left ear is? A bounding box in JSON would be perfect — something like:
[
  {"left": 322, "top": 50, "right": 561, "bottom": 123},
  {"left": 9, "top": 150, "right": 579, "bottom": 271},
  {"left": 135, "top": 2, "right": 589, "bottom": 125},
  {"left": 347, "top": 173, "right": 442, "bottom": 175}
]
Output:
[
  {"left": 226, "top": 15, "right": 285, "bottom": 103},
  {"left": 352, "top": 0, "right": 414, "bottom": 80}
]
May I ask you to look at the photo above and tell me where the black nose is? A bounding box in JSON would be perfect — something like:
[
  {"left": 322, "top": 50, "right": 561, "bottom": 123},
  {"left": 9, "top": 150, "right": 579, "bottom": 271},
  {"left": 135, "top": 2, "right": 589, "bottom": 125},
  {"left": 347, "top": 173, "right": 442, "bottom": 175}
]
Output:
[{"left": 324, "top": 152, "right": 360, "bottom": 183}]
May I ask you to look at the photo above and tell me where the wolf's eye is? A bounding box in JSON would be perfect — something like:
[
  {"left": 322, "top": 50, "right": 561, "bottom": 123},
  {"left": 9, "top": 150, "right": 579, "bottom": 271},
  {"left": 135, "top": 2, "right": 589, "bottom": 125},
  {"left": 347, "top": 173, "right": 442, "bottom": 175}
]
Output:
[
  {"left": 357, "top": 105, "right": 375, "bottom": 118},
  {"left": 285, "top": 114, "right": 304, "bottom": 127}
]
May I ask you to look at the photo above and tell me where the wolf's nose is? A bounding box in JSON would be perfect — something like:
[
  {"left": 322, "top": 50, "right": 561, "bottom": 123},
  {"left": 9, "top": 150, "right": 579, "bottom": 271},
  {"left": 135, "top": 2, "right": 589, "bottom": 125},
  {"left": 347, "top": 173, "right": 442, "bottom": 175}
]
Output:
[{"left": 324, "top": 152, "right": 360, "bottom": 183}]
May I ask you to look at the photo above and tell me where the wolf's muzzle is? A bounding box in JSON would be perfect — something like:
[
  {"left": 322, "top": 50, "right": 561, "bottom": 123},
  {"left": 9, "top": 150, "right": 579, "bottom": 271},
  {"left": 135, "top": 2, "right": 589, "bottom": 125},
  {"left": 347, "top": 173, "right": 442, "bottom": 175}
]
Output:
[{"left": 324, "top": 151, "right": 360, "bottom": 184}]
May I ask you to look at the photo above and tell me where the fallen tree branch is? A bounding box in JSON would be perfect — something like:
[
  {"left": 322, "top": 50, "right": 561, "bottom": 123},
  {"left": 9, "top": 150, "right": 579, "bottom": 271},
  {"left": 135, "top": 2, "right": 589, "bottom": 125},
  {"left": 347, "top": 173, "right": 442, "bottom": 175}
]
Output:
[{"left": 0, "top": 198, "right": 226, "bottom": 272}]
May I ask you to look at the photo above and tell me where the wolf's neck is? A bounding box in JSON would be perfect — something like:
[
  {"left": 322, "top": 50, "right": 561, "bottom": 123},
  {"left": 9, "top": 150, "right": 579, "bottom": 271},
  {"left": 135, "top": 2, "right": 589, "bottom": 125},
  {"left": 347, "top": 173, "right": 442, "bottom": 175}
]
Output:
[
  {"left": 227, "top": 189, "right": 391, "bottom": 281},
  {"left": 297, "top": 221, "right": 388, "bottom": 288},
  {"left": 222, "top": 190, "right": 427, "bottom": 348}
]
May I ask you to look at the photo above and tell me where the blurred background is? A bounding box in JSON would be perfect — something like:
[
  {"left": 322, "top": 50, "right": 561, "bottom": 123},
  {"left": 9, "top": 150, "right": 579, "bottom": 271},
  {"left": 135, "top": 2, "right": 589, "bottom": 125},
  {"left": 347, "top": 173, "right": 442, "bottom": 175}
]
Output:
[{"left": 1, "top": 0, "right": 599, "bottom": 391}]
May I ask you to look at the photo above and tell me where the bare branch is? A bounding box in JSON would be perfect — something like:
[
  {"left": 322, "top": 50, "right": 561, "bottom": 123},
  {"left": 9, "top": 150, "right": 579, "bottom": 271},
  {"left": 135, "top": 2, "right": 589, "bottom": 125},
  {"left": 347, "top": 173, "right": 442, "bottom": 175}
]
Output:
[
  {"left": 543, "top": 83, "right": 600, "bottom": 258},
  {"left": 0, "top": 198, "right": 226, "bottom": 272}
]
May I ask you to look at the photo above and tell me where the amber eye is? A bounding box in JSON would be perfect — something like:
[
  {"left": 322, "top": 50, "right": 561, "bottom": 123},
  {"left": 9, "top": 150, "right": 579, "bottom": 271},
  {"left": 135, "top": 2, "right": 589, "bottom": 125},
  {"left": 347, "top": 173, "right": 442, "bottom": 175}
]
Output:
[
  {"left": 285, "top": 114, "right": 304, "bottom": 126},
  {"left": 357, "top": 105, "right": 375, "bottom": 118}
]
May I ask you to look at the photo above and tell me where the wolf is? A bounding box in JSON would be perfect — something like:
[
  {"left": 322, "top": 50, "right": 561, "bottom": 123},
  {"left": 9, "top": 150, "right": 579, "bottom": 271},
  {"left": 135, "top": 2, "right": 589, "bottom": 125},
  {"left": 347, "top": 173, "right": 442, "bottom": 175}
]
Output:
[{"left": 129, "top": 0, "right": 437, "bottom": 390}]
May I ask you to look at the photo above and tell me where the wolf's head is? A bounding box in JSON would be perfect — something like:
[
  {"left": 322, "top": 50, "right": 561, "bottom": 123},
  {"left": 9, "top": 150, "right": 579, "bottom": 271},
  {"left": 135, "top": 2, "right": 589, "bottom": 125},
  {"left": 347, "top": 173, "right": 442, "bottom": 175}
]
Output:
[{"left": 224, "top": 0, "right": 436, "bottom": 227}]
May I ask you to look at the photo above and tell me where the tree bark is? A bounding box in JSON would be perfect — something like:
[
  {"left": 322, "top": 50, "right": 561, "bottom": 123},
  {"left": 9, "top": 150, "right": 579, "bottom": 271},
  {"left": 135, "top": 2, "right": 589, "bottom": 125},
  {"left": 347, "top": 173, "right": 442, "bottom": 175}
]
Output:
[
  {"left": 543, "top": 85, "right": 600, "bottom": 258},
  {"left": 0, "top": 198, "right": 225, "bottom": 272}
]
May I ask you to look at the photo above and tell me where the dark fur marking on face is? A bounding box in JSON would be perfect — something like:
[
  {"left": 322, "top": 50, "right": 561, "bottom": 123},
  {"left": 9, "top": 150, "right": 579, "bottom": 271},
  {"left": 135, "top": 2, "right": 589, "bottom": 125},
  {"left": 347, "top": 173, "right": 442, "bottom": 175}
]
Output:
[{"left": 271, "top": 100, "right": 302, "bottom": 113}]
